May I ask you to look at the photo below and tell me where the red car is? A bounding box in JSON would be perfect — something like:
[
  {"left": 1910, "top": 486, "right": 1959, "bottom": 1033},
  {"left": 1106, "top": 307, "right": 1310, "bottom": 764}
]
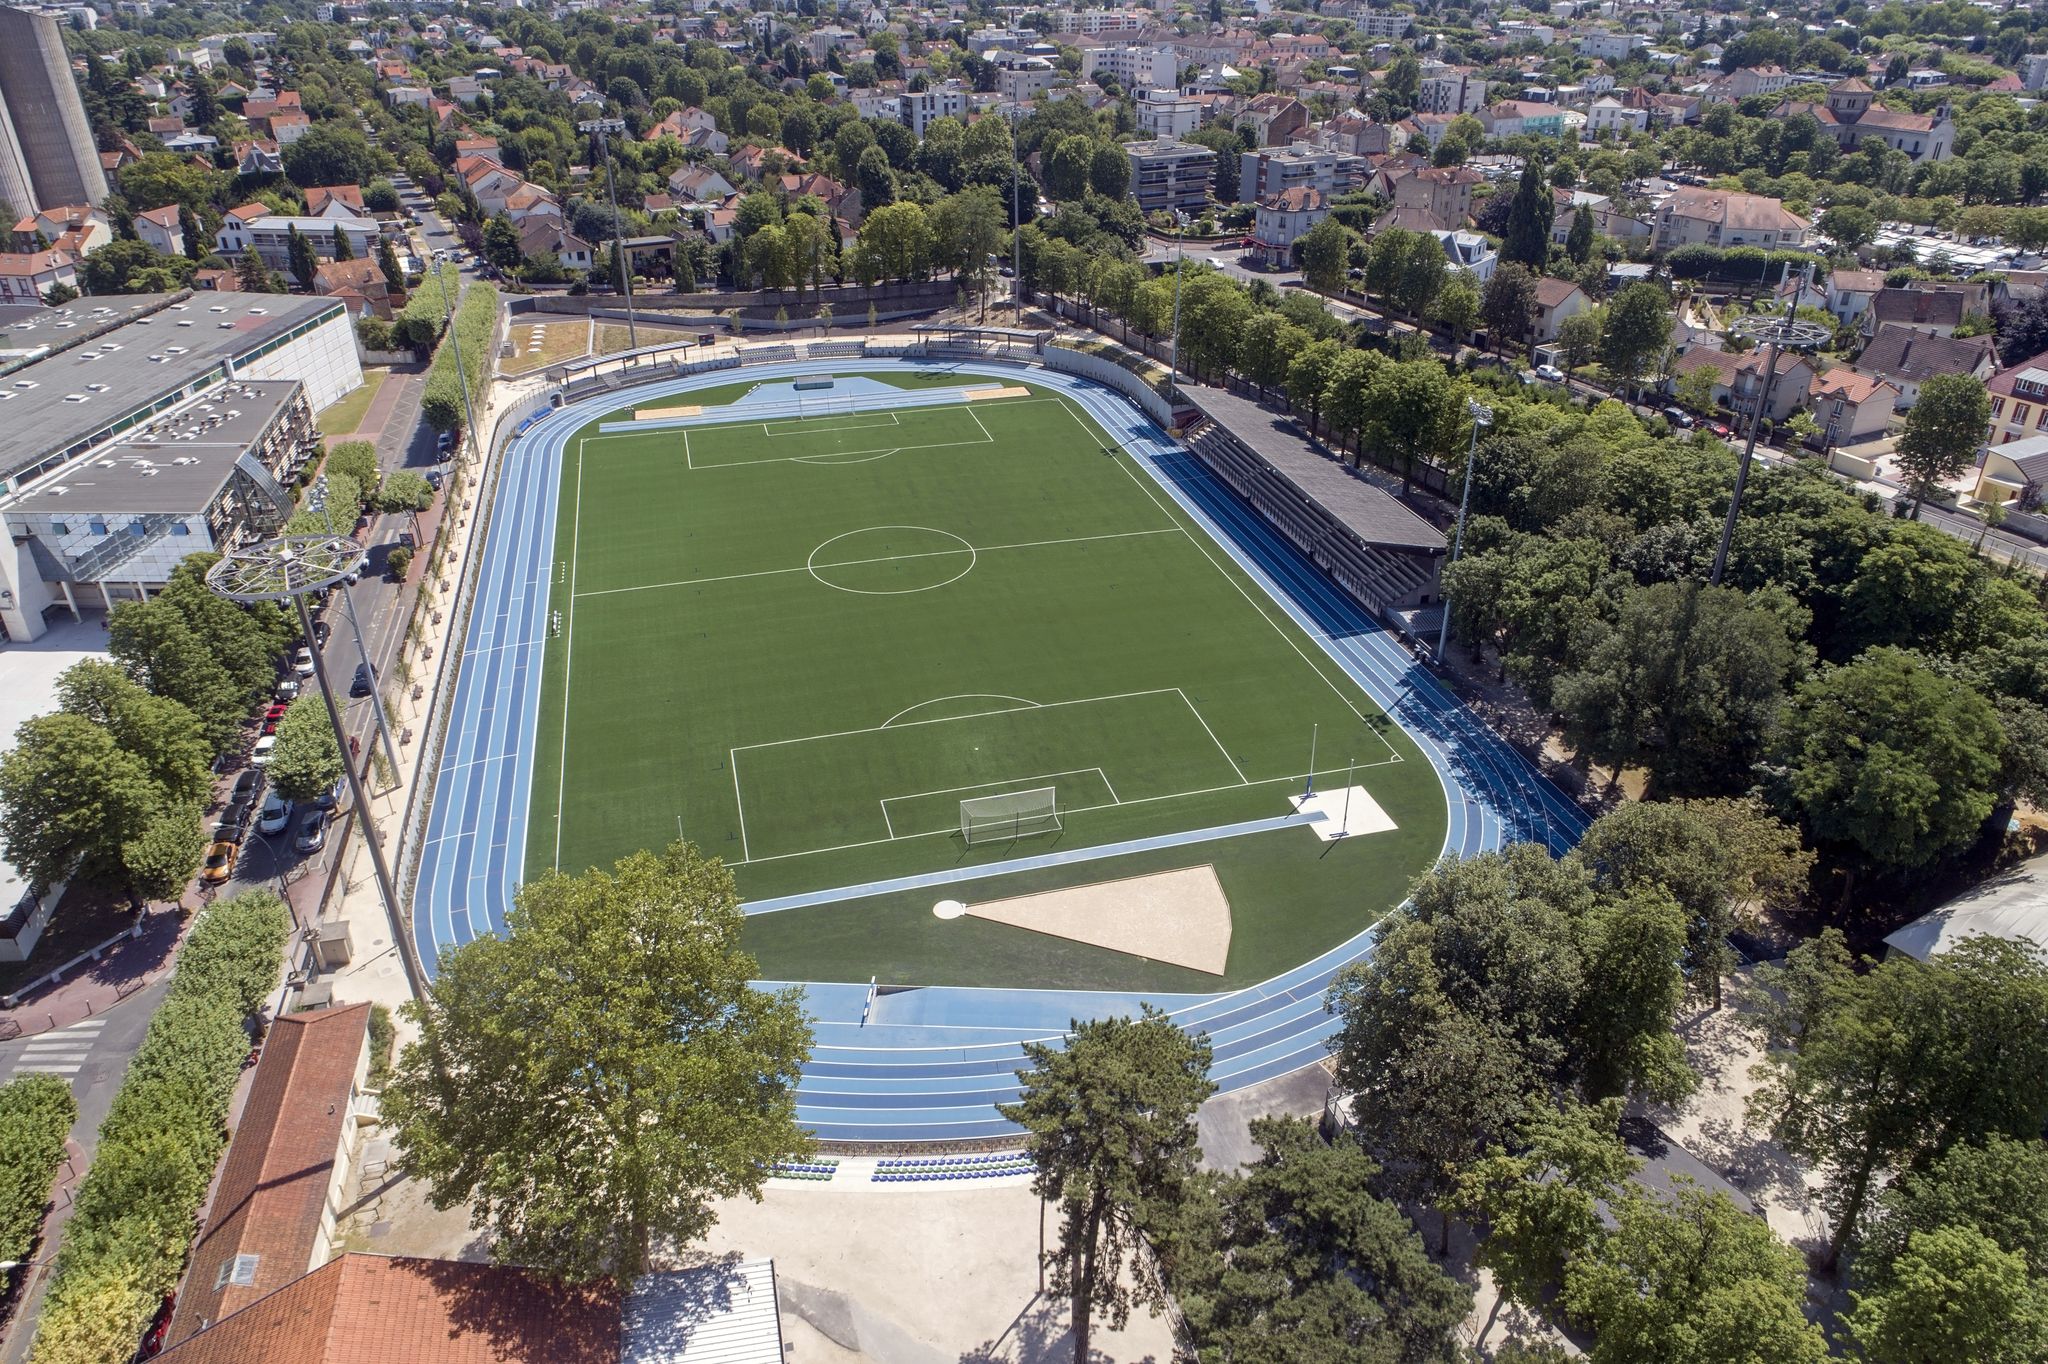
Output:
[
  {"left": 265, "top": 703, "right": 290, "bottom": 721},
  {"left": 261, "top": 717, "right": 281, "bottom": 736},
  {"left": 139, "top": 1291, "right": 176, "bottom": 1356}
]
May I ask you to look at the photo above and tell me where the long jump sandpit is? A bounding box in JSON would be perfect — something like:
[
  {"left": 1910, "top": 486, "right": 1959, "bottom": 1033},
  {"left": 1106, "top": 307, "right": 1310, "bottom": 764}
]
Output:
[{"left": 963, "top": 865, "right": 1232, "bottom": 974}]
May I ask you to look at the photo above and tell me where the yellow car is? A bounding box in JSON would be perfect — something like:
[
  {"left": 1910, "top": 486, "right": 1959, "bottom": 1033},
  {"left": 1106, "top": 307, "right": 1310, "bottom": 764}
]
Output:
[{"left": 201, "top": 840, "right": 238, "bottom": 884}]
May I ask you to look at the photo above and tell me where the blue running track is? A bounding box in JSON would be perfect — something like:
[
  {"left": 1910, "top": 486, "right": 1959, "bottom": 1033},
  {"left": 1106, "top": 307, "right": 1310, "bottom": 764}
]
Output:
[{"left": 413, "top": 359, "right": 1588, "bottom": 1142}]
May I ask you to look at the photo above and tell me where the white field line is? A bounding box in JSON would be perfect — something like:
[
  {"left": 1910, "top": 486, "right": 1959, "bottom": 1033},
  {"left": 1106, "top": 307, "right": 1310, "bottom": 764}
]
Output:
[
  {"left": 552, "top": 438, "right": 587, "bottom": 869},
  {"left": 732, "top": 685, "right": 1189, "bottom": 754},
  {"left": 1177, "top": 689, "right": 1248, "bottom": 784}
]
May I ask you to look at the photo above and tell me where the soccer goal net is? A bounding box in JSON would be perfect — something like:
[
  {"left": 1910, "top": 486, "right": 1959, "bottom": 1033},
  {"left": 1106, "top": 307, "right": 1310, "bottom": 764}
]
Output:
[{"left": 960, "top": 787, "right": 1061, "bottom": 846}]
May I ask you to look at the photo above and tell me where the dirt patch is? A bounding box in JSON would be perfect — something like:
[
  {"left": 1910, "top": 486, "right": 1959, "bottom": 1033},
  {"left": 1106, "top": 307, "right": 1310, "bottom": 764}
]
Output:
[{"left": 967, "top": 865, "right": 1232, "bottom": 974}]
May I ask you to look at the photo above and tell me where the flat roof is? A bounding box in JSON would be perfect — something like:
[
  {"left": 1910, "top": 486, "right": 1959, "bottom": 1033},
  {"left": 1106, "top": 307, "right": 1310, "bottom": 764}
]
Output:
[
  {"left": 0, "top": 292, "right": 343, "bottom": 488},
  {"left": 6, "top": 380, "right": 302, "bottom": 517},
  {"left": 1182, "top": 386, "right": 1445, "bottom": 553}
]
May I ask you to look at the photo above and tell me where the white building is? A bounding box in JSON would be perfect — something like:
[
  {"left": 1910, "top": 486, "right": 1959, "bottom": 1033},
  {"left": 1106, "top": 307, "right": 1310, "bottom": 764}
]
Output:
[
  {"left": 1135, "top": 88, "right": 1202, "bottom": 138},
  {"left": 1082, "top": 43, "right": 1178, "bottom": 91},
  {"left": 1418, "top": 65, "right": 1488, "bottom": 116},
  {"left": 1586, "top": 96, "right": 1649, "bottom": 136},
  {"left": 1239, "top": 146, "right": 1368, "bottom": 204},
  {"left": 1049, "top": 9, "right": 1149, "bottom": 36},
  {"left": 1250, "top": 185, "right": 1326, "bottom": 267},
  {"left": 1576, "top": 30, "right": 1643, "bottom": 62},
  {"left": 901, "top": 84, "right": 970, "bottom": 136},
  {"left": 0, "top": 292, "right": 361, "bottom": 641}
]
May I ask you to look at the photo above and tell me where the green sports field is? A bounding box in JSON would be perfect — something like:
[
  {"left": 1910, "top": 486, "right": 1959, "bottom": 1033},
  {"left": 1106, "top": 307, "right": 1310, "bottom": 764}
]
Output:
[{"left": 526, "top": 374, "right": 1446, "bottom": 990}]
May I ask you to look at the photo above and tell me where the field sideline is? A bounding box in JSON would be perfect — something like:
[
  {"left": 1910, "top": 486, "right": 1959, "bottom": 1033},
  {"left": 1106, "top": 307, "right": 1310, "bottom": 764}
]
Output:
[{"left": 518, "top": 371, "right": 1447, "bottom": 990}]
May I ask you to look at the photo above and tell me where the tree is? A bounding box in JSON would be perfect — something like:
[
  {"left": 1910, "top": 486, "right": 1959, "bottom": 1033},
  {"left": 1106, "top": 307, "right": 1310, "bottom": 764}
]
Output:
[
  {"left": 1597, "top": 282, "right": 1673, "bottom": 395},
  {"left": 1428, "top": 274, "right": 1481, "bottom": 337},
  {"left": 1089, "top": 142, "right": 1129, "bottom": 199},
  {"left": 106, "top": 603, "right": 244, "bottom": 756},
  {"left": 1820, "top": 205, "right": 1878, "bottom": 254},
  {"left": 1842, "top": 1224, "right": 2048, "bottom": 1364},
  {"left": 1565, "top": 208, "right": 1595, "bottom": 267},
  {"left": 1770, "top": 647, "right": 2002, "bottom": 881},
  {"left": 236, "top": 244, "right": 270, "bottom": 293},
  {"left": 1574, "top": 798, "right": 1810, "bottom": 1009},
  {"left": 998, "top": 1006, "right": 1214, "bottom": 1364},
  {"left": 266, "top": 697, "right": 341, "bottom": 802},
  {"left": 382, "top": 842, "right": 814, "bottom": 1285},
  {"left": 1673, "top": 362, "right": 1721, "bottom": 418},
  {"left": 1482, "top": 264, "right": 1539, "bottom": 348},
  {"left": 376, "top": 469, "right": 435, "bottom": 513},
  {"left": 482, "top": 215, "right": 523, "bottom": 271},
  {"left": 1856, "top": 1136, "right": 2048, "bottom": 1294},
  {"left": 53, "top": 660, "right": 210, "bottom": 808},
  {"left": 330, "top": 225, "right": 353, "bottom": 263},
  {"left": 1556, "top": 309, "right": 1603, "bottom": 371},
  {"left": 1295, "top": 217, "right": 1350, "bottom": 294},
  {"left": 1896, "top": 373, "right": 1991, "bottom": 518},
  {"left": 1286, "top": 337, "right": 1342, "bottom": 434},
  {"left": 286, "top": 225, "right": 318, "bottom": 290},
  {"left": 1236, "top": 312, "right": 1303, "bottom": 398},
  {"left": 0, "top": 714, "right": 162, "bottom": 894},
  {"left": 1167, "top": 1116, "right": 1472, "bottom": 1362},
  {"left": 1363, "top": 358, "right": 1461, "bottom": 493},
  {"left": 1560, "top": 1179, "right": 1828, "bottom": 1364},
  {"left": 282, "top": 122, "right": 376, "bottom": 189},
  {"left": 1550, "top": 581, "right": 1807, "bottom": 797},
  {"left": 854, "top": 201, "right": 932, "bottom": 282},
  {"left": 377, "top": 239, "right": 405, "bottom": 293},
  {"left": 1750, "top": 938, "right": 2048, "bottom": 1268},
  {"left": 1501, "top": 160, "right": 1555, "bottom": 270},
  {"left": 854, "top": 143, "right": 894, "bottom": 208},
  {"left": 1453, "top": 1099, "right": 1640, "bottom": 1311}
]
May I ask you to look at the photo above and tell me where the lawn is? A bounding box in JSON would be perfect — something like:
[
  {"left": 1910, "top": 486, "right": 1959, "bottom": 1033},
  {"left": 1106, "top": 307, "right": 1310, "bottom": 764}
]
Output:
[
  {"left": 315, "top": 367, "right": 388, "bottom": 437},
  {"left": 523, "top": 374, "right": 1446, "bottom": 990},
  {"left": 502, "top": 319, "right": 593, "bottom": 375},
  {"left": 597, "top": 321, "right": 719, "bottom": 355}
]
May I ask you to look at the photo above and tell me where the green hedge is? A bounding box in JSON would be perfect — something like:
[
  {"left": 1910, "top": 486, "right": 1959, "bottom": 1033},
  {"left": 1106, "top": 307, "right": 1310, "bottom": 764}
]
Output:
[
  {"left": 29, "top": 892, "right": 287, "bottom": 1364},
  {"left": 420, "top": 282, "right": 498, "bottom": 437},
  {"left": 284, "top": 470, "right": 362, "bottom": 537},
  {"left": 393, "top": 263, "right": 461, "bottom": 356},
  {"left": 0, "top": 1076, "right": 76, "bottom": 1267}
]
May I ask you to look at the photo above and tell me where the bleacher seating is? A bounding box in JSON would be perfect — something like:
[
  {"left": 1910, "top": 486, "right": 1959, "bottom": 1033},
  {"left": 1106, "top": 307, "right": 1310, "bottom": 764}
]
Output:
[{"left": 871, "top": 1153, "right": 1034, "bottom": 1183}]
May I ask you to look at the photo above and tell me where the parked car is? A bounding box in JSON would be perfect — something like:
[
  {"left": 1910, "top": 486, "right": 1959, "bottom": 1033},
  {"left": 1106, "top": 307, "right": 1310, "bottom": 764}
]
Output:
[
  {"left": 275, "top": 677, "right": 300, "bottom": 702},
  {"left": 265, "top": 703, "right": 290, "bottom": 722},
  {"left": 232, "top": 769, "right": 262, "bottom": 802},
  {"left": 305, "top": 620, "right": 331, "bottom": 648},
  {"left": 250, "top": 735, "right": 279, "bottom": 768},
  {"left": 211, "top": 815, "right": 246, "bottom": 845},
  {"left": 314, "top": 776, "right": 347, "bottom": 812},
  {"left": 351, "top": 662, "right": 377, "bottom": 698},
  {"left": 1533, "top": 363, "right": 1566, "bottom": 383},
  {"left": 1708, "top": 421, "right": 1734, "bottom": 438},
  {"left": 436, "top": 431, "right": 454, "bottom": 455},
  {"left": 1660, "top": 406, "right": 1696, "bottom": 429},
  {"left": 293, "top": 648, "right": 316, "bottom": 678},
  {"left": 257, "top": 793, "right": 293, "bottom": 835},
  {"left": 138, "top": 1291, "right": 176, "bottom": 1358},
  {"left": 201, "top": 841, "right": 237, "bottom": 883},
  {"left": 295, "top": 809, "right": 328, "bottom": 853},
  {"left": 221, "top": 796, "right": 253, "bottom": 829}
]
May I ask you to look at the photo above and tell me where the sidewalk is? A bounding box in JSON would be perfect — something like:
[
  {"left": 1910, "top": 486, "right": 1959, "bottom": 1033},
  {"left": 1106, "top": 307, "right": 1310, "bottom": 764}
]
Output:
[{"left": 0, "top": 903, "right": 188, "bottom": 1040}]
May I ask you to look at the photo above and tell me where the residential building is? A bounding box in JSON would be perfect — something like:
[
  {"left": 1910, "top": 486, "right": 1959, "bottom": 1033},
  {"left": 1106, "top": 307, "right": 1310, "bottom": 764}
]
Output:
[
  {"left": 217, "top": 213, "right": 382, "bottom": 274},
  {"left": 667, "top": 164, "right": 736, "bottom": 204},
  {"left": 1135, "top": 89, "right": 1202, "bottom": 138},
  {"left": 996, "top": 58, "right": 1059, "bottom": 102},
  {"left": 166, "top": 1005, "right": 373, "bottom": 1346},
  {"left": 1578, "top": 31, "right": 1644, "bottom": 62},
  {"left": 1667, "top": 345, "right": 1814, "bottom": 423},
  {"left": 1355, "top": 11, "right": 1413, "bottom": 38},
  {"left": 0, "top": 6, "right": 109, "bottom": 215},
  {"left": 0, "top": 292, "right": 361, "bottom": 639},
  {"left": 1824, "top": 268, "right": 1885, "bottom": 325},
  {"left": 304, "top": 185, "right": 365, "bottom": 218},
  {"left": 311, "top": 257, "right": 393, "bottom": 319},
  {"left": 518, "top": 218, "right": 592, "bottom": 271},
  {"left": 1433, "top": 229, "right": 1497, "bottom": 285},
  {"left": 1861, "top": 286, "right": 1968, "bottom": 339},
  {"left": 1238, "top": 146, "right": 1367, "bottom": 204},
  {"left": 1809, "top": 368, "right": 1900, "bottom": 450},
  {"left": 2026, "top": 53, "right": 2048, "bottom": 91},
  {"left": 1854, "top": 324, "right": 1997, "bottom": 408},
  {"left": 1082, "top": 44, "right": 1177, "bottom": 91},
  {"left": 1715, "top": 65, "right": 1795, "bottom": 100},
  {"left": 1974, "top": 434, "right": 2048, "bottom": 507},
  {"left": 134, "top": 204, "right": 185, "bottom": 258},
  {"left": 1418, "top": 64, "right": 1487, "bottom": 116},
  {"left": 1652, "top": 188, "right": 1809, "bottom": 251},
  {"left": 1241, "top": 94, "right": 1310, "bottom": 147},
  {"left": 1984, "top": 351, "right": 2048, "bottom": 448},
  {"left": 1049, "top": 9, "right": 1149, "bottom": 36},
  {"left": 0, "top": 248, "right": 75, "bottom": 304},
  {"left": 901, "top": 84, "right": 970, "bottom": 137},
  {"left": 1480, "top": 100, "right": 1566, "bottom": 138},
  {"left": 1531, "top": 276, "right": 1595, "bottom": 342},
  {"left": 1586, "top": 95, "right": 1650, "bottom": 136},
  {"left": 12, "top": 204, "right": 109, "bottom": 256},
  {"left": 1372, "top": 165, "right": 1481, "bottom": 235},
  {"left": 1250, "top": 185, "right": 1327, "bottom": 267},
  {"left": 1125, "top": 138, "right": 1216, "bottom": 216},
  {"left": 1315, "top": 110, "right": 1394, "bottom": 157}
]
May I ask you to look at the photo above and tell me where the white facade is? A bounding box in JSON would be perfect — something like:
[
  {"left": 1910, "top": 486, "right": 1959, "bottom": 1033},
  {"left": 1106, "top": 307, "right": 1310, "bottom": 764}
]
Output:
[
  {"left": 1418, "top": 67, "right": 1487, "bottom": 116},
  {"left": 1082, "top": 44, "right": 1178, "bottom": 90},
  {"left": 901, "top": 85, "right": 970, "bottom": 136},
  {"left": 1135, "top": 89, "right": 1202, "bottom": 138},
  {"left": 1576, "top": 31, "right": 1642, "bottom": 61},
  {"left": 1050, "top": 9, "right": 1149, "bottom": 36},
  {"left": 1586, "top": 97, "right": 1649, "bottom": 135}
]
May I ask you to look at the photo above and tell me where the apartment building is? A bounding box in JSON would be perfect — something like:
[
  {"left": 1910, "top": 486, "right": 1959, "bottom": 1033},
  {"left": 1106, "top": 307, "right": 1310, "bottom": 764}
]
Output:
[{"left": 1124, "top": 138, "right": 1217, "bottom": 215}]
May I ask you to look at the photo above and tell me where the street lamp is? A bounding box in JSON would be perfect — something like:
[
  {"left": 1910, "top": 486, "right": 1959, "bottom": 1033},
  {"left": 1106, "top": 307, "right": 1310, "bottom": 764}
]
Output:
[
  {"left": 427, "top": 251, "right": 479, "bottom": 457},
  {"left": 1709, "top": 272, "right": 1829, "bottom": 587},
  {"left": 206, "top": 537, "right": 424, "bottom": 997},
  {"left": 578, "top": 117, "right": 639, "bottom": 350},
  {"left": 1436, "top": 399, "right": 1493, "bottom": 663}
]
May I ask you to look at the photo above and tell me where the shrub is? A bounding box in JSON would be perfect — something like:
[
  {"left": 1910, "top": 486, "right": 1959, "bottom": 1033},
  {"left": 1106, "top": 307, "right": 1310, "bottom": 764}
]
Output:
[
  {"left": 367, "top": 1004, "right": 394, "bottom": 1088},
  {"left": 375, "top": 469, "right": 434, "bottom": 514},
  {"left": 323, "top": 441, "right": 381, "bottom": 500},
  {"left": 284, "top": 470, "right": 362, "bottom": 537},
  {"left": 419, "top": 282, "right": 498, "bottom": 436},
  {"left": 0, "top": 1076, "right": 76, "bottom": 1266},
  {"left": 386, "top": 545, "right": 413, "bottom": 581},
  {"left": 29, "top": 892, "right": 286, "bottom": 1364}
]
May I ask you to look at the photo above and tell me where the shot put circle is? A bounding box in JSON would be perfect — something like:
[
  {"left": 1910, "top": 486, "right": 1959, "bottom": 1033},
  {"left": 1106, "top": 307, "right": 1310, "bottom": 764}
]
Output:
[{"left": 807, "top": 526, "right": 977, "bottom": 595}]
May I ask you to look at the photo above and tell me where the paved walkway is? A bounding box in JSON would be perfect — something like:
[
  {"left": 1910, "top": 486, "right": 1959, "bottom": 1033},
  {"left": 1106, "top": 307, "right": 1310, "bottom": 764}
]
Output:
[
  {"left": 0, "top": 903, "right": 187, "bottom": 1040},
  {"left": 346, "top": 365, "right": 413, "bottom": 444}
]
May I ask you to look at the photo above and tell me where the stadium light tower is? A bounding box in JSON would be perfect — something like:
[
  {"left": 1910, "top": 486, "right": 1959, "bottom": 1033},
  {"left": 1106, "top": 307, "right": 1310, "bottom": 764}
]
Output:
[
  {"left": 1709, "top": 269, "right": 1828, "bottom": 586},
  {"left": 428, "top": 250, "right": 480, "bottom": 456},
  {"left": 579, "top": 117, "right": 639, "bottom": 350},
  {"left": 1436, "top": 399, "right": 1492, "bottom": 663},
  {"left": 306, "top": 476, "right": 398, "bottom": 777},
  {"left": 207, "top": 536, "right": 424, "bottom": 995}
]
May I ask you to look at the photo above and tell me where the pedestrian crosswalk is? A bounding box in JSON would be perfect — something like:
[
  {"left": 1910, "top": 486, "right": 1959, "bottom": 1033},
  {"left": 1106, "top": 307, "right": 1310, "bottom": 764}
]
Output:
[{"left": 9, "top": 1018, "right": 106, "bottom": 1078}]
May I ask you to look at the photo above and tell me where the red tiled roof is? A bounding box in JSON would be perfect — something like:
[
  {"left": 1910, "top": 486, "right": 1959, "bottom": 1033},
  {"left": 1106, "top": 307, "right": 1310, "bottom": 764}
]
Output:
[
  {"left": 167, "top": 1005, "right": 370, "bottom": 1347},
  {"left": 155, "top": 1254, "right": 621, "bottom": 1364}
]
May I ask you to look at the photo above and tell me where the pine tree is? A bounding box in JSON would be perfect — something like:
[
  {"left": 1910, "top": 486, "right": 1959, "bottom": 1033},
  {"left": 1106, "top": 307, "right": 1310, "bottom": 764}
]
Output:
[
  {"left": 1502, "top": 160, "right": 1555, "bottom": 270},
  {"left": 331, "top": 225, "right": 353, "bottom": 262},
  {"left": 377, "top": 239, "right": 405, "bottom": 292},
  {"left": 236, "top": 244, "right": 269, "bottom": 292}
]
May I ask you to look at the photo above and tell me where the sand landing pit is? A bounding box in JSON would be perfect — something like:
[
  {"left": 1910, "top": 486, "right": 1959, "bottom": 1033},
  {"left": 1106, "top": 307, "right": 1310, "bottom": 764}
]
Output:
[
  {"left": 633, "top": 403, "right": 703, "bottom": 421},
  {"left": 963, "top": 385, "right": 1032, "bottom": 401},
  {"left": 964, "top": 865, "right": 1232, "bottom": 974}
]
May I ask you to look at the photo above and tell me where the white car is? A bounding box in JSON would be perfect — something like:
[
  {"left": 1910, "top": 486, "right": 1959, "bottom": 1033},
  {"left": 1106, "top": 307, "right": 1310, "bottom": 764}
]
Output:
[
  {"left": 1533, "top": 364, "right": 1566, "bottom": 383},
  {"left": 257, "top": 793, "right": 293, "bottom": 834},
  {"left": 275, "top": 677, "right": 300, "bottom": 701},
  {"left": 251, "top": 735, "right": 279, "bottom": 768},
  {"left": 293, "top": 648, "right": 316, "bottom": 678}
]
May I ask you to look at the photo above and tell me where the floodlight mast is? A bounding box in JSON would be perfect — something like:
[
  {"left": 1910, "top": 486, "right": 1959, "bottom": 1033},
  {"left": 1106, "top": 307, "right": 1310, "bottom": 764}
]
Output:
[
  {"left": 207, "top": 538, "right": 425, "bottom": 997},
  {"left": 1709, "top": 272, "right": 1829, "bottom": 587},
  {"left": 580, "top": 117, "right": 639, "bottom": 350}
]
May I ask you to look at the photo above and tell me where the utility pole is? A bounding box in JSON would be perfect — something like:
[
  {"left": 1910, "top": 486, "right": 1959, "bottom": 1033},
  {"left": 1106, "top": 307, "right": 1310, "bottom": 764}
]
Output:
[
  {"left": 429, "top": 252, "right": 480, "bottom": 455},
  {"left": 1710, "top": 269, "right": 1826, "bottom": 587},
  {"left": 579, "top": 117, "right": 638, "bottom": 349}
]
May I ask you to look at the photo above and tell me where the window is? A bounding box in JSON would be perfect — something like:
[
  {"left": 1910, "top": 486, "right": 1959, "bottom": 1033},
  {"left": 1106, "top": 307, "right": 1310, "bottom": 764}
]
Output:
[
  {"left": 2017, "top": 404, "right": 2032, "bottom": 428},
  {"left": 2036, "top": 407, "right": 2048, "bottom": 431},
  {"left": 1993, "top": 397, "right": 2006, "bottom": 417},
  {"left": 172, "top": 523, "right": 191, "bottom": 536},
  {"left": 88, "top": 519, "right": 106, "bottom": 535},
  {"left": 49, "top": 521, "right": 67, "bottom": 535},
  {"left": 215, "top": 1254, "right": 260, "bottom": 1288}
]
